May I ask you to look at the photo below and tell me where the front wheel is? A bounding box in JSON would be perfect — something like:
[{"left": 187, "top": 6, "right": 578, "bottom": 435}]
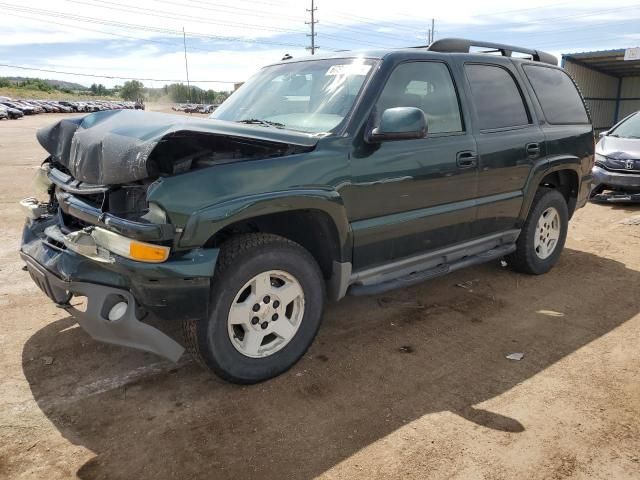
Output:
[
  {"left": 507, "top": 188, "right": 569, "bottom": 275},
  {"left": 184, "top": 233, "right": 325, "bottom": 384}
]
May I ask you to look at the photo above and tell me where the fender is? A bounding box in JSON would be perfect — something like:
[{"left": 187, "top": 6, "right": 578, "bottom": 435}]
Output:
[
  {"left": 518, "top": 154, "right": 584, "bottom": 222},
  {"left": 178, "top": 188, "right": 353, "bottom": 262}
]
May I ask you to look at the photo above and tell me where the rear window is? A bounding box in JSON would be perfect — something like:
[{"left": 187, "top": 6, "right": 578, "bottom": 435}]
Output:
[
  {"left": 465, "top": 64, "right": 530, "bottom": 130},
  {"left": 523, "top": 65, "right": 589, "bottom": 124}
]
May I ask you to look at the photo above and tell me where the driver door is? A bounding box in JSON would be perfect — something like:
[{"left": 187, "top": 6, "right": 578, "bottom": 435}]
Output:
[{"left": 346, "top": 61, "right": 479, "bottom": 271}]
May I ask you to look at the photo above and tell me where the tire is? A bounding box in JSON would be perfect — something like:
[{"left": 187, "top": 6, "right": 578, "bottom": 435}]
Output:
[
  {"left": 184, "top": 233, "right": 325, "bottom": 384},
  {"left": 507, "top": 188, "right": 568, "bottom": 275}
]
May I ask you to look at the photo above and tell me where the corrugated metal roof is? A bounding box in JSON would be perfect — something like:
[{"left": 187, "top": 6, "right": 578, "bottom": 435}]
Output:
[
  {"left": 562, "top": 49, "right": 627, "bottom": 58},
  {"left": 562, "top": 48, "right": 640, "bottom": 78}
]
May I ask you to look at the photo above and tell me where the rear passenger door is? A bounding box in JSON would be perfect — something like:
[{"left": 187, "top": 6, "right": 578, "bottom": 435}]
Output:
[
  {"left": 519, "top": 64, "right": 592, "bottom": 172},
  {"left": 462, "top": 61, "right": 545, "bottom": 237}
]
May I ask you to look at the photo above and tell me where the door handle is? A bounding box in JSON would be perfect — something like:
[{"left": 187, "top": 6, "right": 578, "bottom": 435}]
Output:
[
  {"left": 526, "top": 143, "right": 541, "bottom": 158},
  {"left": 456, "top": 151, "right": 477, "bottom": 168}
]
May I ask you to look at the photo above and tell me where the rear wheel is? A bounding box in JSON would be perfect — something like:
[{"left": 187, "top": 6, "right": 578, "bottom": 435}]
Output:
[
  {"left": 184, "top": 233, "right": 325, "bottom": 384},
  {"left": 507, "top": 188, "right": 568, "bottom": 275}
]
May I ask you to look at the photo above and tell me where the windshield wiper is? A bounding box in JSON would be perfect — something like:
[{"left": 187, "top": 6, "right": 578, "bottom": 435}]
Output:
[{"left": 237, "top": 118, "right": 285, "bottom": 128}]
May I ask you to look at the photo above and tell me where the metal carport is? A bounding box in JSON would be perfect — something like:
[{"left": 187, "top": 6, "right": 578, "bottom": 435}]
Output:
[{"left": 562, "top": 48, "right": 640, "bottom": 132}]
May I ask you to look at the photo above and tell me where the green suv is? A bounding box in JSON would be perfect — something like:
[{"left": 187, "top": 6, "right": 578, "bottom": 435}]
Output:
[{"left": 20, "top": 38, "right": 594, "bottom": 383}]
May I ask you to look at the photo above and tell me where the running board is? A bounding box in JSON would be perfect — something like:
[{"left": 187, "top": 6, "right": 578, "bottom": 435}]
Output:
[{"left": 348, "top": 243, "right": 516, "bottom": 296}]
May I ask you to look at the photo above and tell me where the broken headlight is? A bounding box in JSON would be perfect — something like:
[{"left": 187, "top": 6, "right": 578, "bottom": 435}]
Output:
[
  {"left": 65, "top": 227, "right": 170, "bottom": 263},
  {"left": 33, "top": 163, "right": 52, "bottom": 196}
]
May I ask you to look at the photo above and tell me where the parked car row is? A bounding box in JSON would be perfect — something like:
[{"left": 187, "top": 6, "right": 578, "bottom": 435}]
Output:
[
  {"left": 172, "top": 103, "right": 219, "bottom": 114},
  {"left": 0, "top": 97, "right": 143, "bottom": 120}
]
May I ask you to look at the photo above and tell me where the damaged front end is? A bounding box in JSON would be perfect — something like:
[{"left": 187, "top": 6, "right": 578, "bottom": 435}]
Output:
[
  {"left": 36, "top": 109, "right": 317, "bottom": 184},
  {"left": 20, "top": 109, "right": 315, "bottom": 361},
  {"left": 19, "top": 161, "right": 211, "bottom": 361}
]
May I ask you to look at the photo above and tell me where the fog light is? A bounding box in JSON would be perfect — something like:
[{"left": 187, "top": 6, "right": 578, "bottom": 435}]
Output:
[{"left": 108, "top": 301, "right": 128, "bottom": 321}]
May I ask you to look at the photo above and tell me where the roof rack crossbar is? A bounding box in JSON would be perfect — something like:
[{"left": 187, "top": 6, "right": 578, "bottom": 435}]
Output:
[{"left": 426, "top": 38, "right": 558, "bottom": 66}]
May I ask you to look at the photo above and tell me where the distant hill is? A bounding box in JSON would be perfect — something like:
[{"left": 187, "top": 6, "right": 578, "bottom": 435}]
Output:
[{"left": 2, "top": 77, "right": 89, "bottom": 91}]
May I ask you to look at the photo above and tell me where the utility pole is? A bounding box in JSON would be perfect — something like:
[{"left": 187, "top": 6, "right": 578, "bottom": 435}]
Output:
[
  {"left": 306, "top": 0, "right": 318, "bottom": 55},
  {"left": 182, "top": 27, "right": 191, "bottom": 102},
  {"left": 431, "top": 18, "right": 435, "bottom": 43}
]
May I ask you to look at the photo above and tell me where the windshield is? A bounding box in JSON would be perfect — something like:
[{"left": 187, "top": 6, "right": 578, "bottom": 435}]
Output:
[
  {"left": 211, "top": 58, "right": 376, "bottom": 134},
  {"left": 610, "top": 112, "right": 640, "bottom": 138}
]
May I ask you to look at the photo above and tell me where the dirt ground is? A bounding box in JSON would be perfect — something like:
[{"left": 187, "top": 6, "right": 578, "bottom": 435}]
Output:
[{"left": 1, "top": 110, "right": 639, "bottom": 480}]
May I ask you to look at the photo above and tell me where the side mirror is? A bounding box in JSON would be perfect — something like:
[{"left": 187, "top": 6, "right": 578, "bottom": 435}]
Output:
[
  {"left": 367, "top": 107, "right": 427, "bottom": 143},
  {"left": 599, "top": 130, "right": 608, "bottom": 138}
]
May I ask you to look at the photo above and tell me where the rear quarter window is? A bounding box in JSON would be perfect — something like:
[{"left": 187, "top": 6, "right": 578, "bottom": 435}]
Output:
[{"left": 523, "top": 65, "right": 589, "bottom": 124}]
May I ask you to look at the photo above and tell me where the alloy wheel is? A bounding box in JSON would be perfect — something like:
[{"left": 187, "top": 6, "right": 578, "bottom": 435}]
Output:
[
  {"left": 227, "top": 270, "right": 305, "bottom": 358},
  {"left": 534, "top": 206, "right": 561, "bottom": 260}
]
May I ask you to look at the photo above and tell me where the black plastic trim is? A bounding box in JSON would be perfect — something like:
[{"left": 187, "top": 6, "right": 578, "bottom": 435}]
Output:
[
  {"left": 56, "top": 191, "right": 174, "bottom": 242},
  {"left": 49, "top": 167, "right": 109, "bottom": 195}
]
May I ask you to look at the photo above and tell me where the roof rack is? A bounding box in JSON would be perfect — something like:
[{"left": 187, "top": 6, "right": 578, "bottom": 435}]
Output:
[{"left": 425, "top": 38, "right": 558, "bottom": 66}]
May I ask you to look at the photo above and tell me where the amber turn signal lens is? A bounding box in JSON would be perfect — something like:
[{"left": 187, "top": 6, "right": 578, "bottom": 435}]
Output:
[{"left": 129, "top": 241, "right": 170, "bottom": 263}]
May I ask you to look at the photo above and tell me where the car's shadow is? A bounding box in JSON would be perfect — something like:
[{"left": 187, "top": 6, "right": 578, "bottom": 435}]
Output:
[{"left": 22, "top": 248, "right": 640, "bottom": 479}]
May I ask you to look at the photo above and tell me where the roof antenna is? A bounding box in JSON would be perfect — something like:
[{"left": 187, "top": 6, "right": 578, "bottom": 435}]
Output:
[{"left": 282, "top": 53, "right": 293, "bottom": 61}]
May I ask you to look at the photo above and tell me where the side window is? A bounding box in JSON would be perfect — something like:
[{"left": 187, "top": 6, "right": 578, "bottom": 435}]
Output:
[
  {"left": 376, "top": 62, "right": 462, "bottom": 134},
  {"left": 465, "top": 64, "right": 530, "bottom": 130},
  {"left": 523, "top": 65, "right": 589, "bottom": 124}
]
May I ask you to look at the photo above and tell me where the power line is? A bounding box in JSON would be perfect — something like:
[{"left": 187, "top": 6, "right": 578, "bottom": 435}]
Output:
[
  {"left": 3, "top": 4, "right": 393, "bottom": 53},
  {"left": 330, "top": 0, "right": 578, "bottom": 24},
  {"left": 158, "top": 0, "right": 304, "bottom": 23},
  {"left": 12, "top": 1, "right": 630, "bottom": 54},
  {"left": 3, "top": 0, "right": 639, "bottom": 88},
  {"left": 0, "top": 63, "right": 240, "bottom": 84},
  {"left": 468, "top": 17, "right": 640, "bottom": 45},
  {"left": 477, "top": 5, "right": 640, "bottom": 29},
  {"left": 61, "top": 0, "right": 391, "bottom": 48},
  {"left": 523, "top": 27, "right": 640, "bottom": 49},
  {"left": 67, "top": 0, "right": 308, "bottom": 35},
  {"left": 167, "top": 0, "right": 418, "bottom": 42},
  {"left": 2, "top": 11, "right": 216, "bottom": 53},
  {"left": 0, "top": 3, "right": 317, "bottom": 49}
]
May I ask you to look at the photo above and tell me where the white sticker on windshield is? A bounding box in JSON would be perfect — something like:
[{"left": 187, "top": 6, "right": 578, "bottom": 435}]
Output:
[{"left": 326, "top": 64, "right": 371, "bottom": 76}]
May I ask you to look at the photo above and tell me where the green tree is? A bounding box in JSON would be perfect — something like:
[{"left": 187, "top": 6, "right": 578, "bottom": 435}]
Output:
[
  {"left": 163, "top": 83, "right": 231, "bottom": 104},
  {"left": 18, "top": 78, "right": 52, "bottom": 92},
  {"left": 90, "top": 83, "right": 108, "bottom": 95},
  {"left": 120, "top": 80, "right": 144, "bottom": 100}
]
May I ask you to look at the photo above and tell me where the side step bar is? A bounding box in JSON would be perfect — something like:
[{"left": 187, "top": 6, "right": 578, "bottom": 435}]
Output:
[{"left": 349, "top": 243, "right": 515, "bottom": 296}]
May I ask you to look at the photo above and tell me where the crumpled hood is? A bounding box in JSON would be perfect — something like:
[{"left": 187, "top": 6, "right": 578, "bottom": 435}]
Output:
[
  {"left": 37, "top": 109, "right": 318, "bottom": 185},
  {"left": 597, "top": 135, "right": 640, "bottom": 160}
]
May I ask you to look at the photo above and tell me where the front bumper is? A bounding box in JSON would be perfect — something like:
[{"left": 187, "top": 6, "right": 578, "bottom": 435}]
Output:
[
  {"left": 20, "top": 216, "right": 219, "bottom": 361},
  {"left": 21, "top": 252, "right": 184, "bottom": 361},
  {"left": 592, "top": 165, "right": 640, "bottom": 191}
]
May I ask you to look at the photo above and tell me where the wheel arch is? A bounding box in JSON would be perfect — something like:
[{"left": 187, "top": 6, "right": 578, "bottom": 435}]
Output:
[
  {"left": 520, "top": 157, "right": 581, "bottom": 222},
  {"left": 179, "top": 191, "right": 353, "bottom": 300}
]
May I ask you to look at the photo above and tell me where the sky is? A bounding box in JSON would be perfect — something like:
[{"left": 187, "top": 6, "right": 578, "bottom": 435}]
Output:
[{"left": 1, "top": 0, "right": 639, "bottom": 91}]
